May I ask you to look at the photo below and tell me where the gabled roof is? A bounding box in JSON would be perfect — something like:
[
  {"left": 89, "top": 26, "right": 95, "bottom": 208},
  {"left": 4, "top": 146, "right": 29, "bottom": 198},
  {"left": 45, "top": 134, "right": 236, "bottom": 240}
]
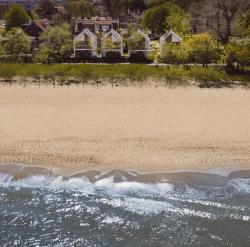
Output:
[
  {"left": 129, "top": 29, "right": 150, "bottom": 42},
  {"left": 23, "top": 20, "right": 50, "bottom": 33},
  {"left": 102, "top": 29, "right": 122, "bottom": 41},
  {"left": 22, "top": 20, "right": 51, "bottom": 38},
  {"left": 160, "top": 30, "right": 182, "bottom": 43},
  {"left": 75, "top": 28, "right": 96, "bottom": 41}
]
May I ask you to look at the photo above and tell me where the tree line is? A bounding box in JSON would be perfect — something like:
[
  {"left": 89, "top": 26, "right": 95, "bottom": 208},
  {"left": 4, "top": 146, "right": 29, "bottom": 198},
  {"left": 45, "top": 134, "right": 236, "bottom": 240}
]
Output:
[{"left": 0, "top": 0, "right": 249, "bottom": 69}]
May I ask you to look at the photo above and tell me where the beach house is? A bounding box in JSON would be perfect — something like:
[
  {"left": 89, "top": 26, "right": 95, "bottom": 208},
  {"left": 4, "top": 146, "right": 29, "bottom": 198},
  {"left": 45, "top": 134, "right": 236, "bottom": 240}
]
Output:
[
  {"left": 73, "top": 28, "right": 97, "bottom": 58},
  {"left": 101, "top": 29, "right": 123, "bottom": 58},
  {"left": 160, "top": 30, "right": 182, "bottom": 57},
  {"left": 128, "top": 29, "right": 150, "bottom": 60}
]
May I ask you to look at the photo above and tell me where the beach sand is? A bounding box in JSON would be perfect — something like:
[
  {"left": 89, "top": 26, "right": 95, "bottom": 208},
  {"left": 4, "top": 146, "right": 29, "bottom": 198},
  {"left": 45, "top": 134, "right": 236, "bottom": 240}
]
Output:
[{"left": 0, "top": 84, "right": 250, "bottom": 175}]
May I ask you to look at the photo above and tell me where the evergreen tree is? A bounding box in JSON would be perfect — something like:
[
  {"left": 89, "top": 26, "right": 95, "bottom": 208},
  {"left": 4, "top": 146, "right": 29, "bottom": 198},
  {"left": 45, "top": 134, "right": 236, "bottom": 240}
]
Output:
[{"left": 4, "top": 4, "right": 30, "bottom": 31}]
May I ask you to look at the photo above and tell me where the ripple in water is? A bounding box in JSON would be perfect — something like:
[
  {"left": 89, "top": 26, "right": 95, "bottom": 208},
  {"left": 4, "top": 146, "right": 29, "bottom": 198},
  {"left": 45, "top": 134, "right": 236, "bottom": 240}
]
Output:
[{"left": 0, "top": 164, "right": 250, "bottom": 247}]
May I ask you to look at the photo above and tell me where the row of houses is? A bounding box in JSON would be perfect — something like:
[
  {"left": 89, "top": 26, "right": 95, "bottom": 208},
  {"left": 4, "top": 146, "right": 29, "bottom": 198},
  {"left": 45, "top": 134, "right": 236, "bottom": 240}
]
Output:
[
  {"left": 73, "top": 28, "right": 182, "bottom": 59},
  {"left": 19, "top": 16, "right": 182, "bottom": 60}
]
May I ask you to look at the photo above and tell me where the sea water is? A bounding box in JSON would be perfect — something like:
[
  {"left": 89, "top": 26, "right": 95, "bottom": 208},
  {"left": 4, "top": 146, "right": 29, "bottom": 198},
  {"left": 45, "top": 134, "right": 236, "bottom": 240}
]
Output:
[{"left": 0, "top": 164, "right": 250, "bottom": 247}]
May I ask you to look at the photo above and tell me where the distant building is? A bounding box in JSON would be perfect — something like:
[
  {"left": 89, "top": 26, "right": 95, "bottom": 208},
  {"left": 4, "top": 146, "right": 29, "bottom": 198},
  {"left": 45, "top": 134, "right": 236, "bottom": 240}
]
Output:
[
  {"left": 22, "top": 19, "right": 51, "bottom": 37},
  {"left": 36, "top": 5, "right": 69, "bottom": 22},
  {"left": 74, "top": 17, "right": 119, "bottom": 35},
  {"left": 0, "top": 0, "right": 36, "bottom": 10},
  {"left": 22, "top": 19, "right": 52, "bottom": 50}
]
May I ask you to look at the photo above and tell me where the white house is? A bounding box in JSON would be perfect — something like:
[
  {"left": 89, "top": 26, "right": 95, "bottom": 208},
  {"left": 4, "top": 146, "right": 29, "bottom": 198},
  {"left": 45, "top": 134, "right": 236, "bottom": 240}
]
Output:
[
  {"left": 101, "top": 29, "right": 123, "bottom": 58},
  {"left": 160, "top": 30, "right": 182, "bottom": 57},
  {"left": 73, "top": 28, "right": 97, "bottom": 58},
  {"left": 128, "top": 29, "right": 150, "bottom": 58}
]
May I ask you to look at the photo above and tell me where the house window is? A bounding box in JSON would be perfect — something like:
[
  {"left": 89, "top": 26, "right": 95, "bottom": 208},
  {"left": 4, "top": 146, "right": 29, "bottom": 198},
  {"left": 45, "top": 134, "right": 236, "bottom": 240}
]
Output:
[{"left": 102, "top": 25, "right": 110, "bottom": 32}]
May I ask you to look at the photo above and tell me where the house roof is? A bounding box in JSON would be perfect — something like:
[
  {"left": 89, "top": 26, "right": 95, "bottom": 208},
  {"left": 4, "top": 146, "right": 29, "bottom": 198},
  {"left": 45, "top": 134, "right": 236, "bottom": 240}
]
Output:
[
  {"left": 23, "top": 19, "right": 50, "bottom": 32},
  {"left": 74, "top": 28, "right": 96, "bottom": 41},
  {"left": 160, "top": 30, "right": 182, "bottom": 43},
  {"left": 22, "top": 19, "right": 52, "bottom": 38},
  {"left": 102, "top": 29, "right": 122, "bottom": 41},
  {"left": 129, "top": 29, "right": 150, "bottom": 41}
]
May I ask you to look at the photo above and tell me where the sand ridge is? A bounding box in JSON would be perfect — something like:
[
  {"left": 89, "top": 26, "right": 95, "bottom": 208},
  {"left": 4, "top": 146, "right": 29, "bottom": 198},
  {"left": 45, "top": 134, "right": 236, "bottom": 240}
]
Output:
[{"left": 0, "top": 84, "right": 250, "bottom": 175}]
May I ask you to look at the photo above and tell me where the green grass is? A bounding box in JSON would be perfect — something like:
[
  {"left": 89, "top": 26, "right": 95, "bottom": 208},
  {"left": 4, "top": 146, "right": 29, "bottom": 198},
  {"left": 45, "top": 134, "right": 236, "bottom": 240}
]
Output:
[{"left": 0, "top": 63, "right": 249, "bottom": 88}]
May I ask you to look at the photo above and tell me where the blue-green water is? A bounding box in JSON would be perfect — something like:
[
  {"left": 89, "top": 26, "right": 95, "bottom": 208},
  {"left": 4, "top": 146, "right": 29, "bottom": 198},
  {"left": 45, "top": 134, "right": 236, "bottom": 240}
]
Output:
[{"left": 0, "top": 165, "right": 250, "bottom": 247}]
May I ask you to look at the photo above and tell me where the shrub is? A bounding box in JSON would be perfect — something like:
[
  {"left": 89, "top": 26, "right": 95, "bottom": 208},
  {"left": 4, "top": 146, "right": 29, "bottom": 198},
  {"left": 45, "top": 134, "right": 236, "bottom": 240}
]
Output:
[
  {"left": 223, "top": 40, "right": 250, "bottom": 70},
  {"left": 185, "top": 33, "right": 220, "bottom": 67},
  {"left": 161, "top": 43, "right": 188, "bottom": 64}
]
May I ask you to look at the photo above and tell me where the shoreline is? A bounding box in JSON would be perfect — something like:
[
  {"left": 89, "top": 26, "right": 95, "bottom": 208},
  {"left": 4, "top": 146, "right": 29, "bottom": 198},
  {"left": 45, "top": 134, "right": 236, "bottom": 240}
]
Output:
[
  {"left": 0, "top": 85, "right": 250, "bottom": 174},
  {"left": 1, "top": 163, "right": 250, "bottom": 187},
  {"left": 1, "top": 162, "right": 250, "bottom": 177}
]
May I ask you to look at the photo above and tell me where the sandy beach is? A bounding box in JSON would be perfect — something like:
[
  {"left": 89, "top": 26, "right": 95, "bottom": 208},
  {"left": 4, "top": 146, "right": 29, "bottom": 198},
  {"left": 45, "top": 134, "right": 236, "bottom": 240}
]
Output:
[{"left": 0, "top": 84, "right": 250, "bottom": 175}]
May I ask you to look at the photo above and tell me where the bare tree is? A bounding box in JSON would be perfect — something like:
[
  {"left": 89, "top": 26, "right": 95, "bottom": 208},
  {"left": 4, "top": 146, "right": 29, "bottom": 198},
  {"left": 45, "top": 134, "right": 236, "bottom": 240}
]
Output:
[{"left": 199, "top": 0, "right": 249, "bottom": 44}]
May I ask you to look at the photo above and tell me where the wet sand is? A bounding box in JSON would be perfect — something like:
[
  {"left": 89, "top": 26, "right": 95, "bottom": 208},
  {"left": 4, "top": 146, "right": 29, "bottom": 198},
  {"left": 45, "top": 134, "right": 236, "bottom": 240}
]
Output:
[{"left": 0, "top": 84, "right": 250, "bottom": 175}]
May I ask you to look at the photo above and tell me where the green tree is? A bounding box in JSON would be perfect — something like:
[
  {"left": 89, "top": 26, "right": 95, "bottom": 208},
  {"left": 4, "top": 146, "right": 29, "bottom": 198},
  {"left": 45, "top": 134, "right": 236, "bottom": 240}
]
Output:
[
  {"left": 66, "top": 0, "right": 95, "bottom": 18},
  {"left": 35, "top": 0, "right": 55, "bottom": 19},
  {"left": 129, "top": 0, "right": 145, "bottom": 12},
  {"left": 238, "top": 41, "right": 250, "bottom": 66},
  {"left": 185, "top": 33, "right": 220, "bottom": 67},
  {"left": 166, "top": 12, "right": 191, "bottom": 36},
  {"left": 223, "top": 41, "right": 250, "bottom": 69},
  {"left": 4, "top": 4, "right": 30, "bottom": 31},
  {"left": 223, "top": 42, "right": 241, "bottom": 69},
  {"left": 0, "top": 43, "right": 5, "bottom": 56},
  {"left": 240, "top": 10, "right": 250, "bottom": 37},
  {"left": 141, "top": 3, "right": 185, "bottom": 35},
  {"left": 101, "top": 0, "right": 128, "bottom": 18},
  {"left": 35, "top": 24, "right": 73, "bottom": 63},
  {"left": 4, "top": 28, "right": 31, "bottom": 60}
]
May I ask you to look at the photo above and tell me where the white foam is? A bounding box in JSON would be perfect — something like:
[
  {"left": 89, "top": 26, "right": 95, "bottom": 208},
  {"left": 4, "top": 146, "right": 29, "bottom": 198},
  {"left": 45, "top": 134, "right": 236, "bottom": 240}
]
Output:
[
  {"left": 228, "top": 179, "right": 250, "bottom": 193},
  {"left": 102, "top": 216, "right": 124, "bottom": 225},
  {"left": 0, "top": 173, "right": 14, "bottom": 184},
  {"left": 167, "top": 196, "right": 248, "bottom": 212},
  {"left": 9, "top": 175, "right": 53, "bottom": 188}
]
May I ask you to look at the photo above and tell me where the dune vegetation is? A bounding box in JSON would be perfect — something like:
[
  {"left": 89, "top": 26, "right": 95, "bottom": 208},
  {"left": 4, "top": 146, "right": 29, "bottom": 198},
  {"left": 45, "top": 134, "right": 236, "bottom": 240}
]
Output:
[{"left": 0, "top": 64, "right": 249, "bottom": 88}]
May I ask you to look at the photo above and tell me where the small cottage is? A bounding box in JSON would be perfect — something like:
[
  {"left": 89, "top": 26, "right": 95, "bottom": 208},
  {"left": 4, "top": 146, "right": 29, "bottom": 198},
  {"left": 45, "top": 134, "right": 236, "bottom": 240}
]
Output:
[
  {"left": 160, "top": 30, "right": 182, "bottom": 57},
  {"left": 101, "top": 29, "right": 123, "bottom": 58},
  {"left": 73, "top": 28, "right": 97, "bottom": 58},
  {"left": 128, "top": 29, "right": 150, "bottom": 59}
]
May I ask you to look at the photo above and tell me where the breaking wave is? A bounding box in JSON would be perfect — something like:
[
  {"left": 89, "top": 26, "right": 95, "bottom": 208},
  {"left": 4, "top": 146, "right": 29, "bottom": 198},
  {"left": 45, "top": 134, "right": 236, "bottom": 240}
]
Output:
[{"left": 0, "top": 164, "right": 250, "bottom": 246}]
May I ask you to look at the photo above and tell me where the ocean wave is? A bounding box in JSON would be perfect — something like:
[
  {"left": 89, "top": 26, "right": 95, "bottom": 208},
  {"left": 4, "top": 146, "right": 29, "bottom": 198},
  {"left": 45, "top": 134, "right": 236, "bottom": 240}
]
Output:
[{"left": 1, "top": 164, "right": 250, "bottom": 198}]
